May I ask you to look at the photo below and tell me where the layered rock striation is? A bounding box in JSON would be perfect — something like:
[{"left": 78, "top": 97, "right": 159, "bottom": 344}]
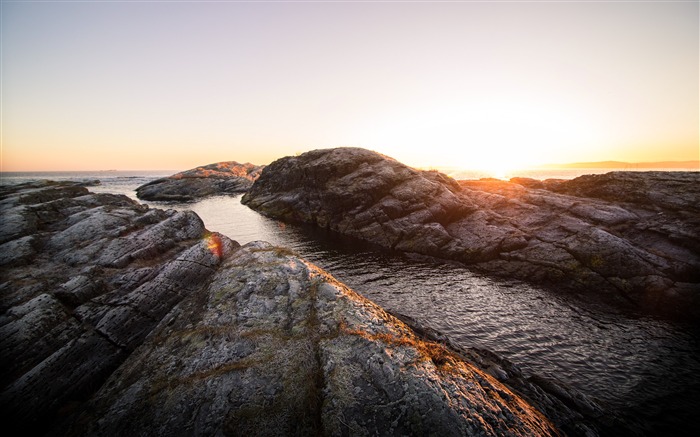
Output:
[
  {"left": 57, "top": 243, "right": 567, "bottom": 436},
  {"left": 136, "top": 161, "right": 264, "bottom": 201},
  {"left": 1, "top": 181, "right": 235, "bottom": 434},
  {"left": 1, "top": 181, "right": 603, "bottom": 436},
  {"left": 242, "top": 148, "right": 700, "bottom": 319}
]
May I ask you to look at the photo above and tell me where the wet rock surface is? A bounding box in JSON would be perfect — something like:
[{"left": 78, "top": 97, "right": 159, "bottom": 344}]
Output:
[
  {"left": 242, "top": 148, "right": 700, "bottom": 320},
  {"left": 136, "top": 161, "right": 264, "bottom": 201},
  {"left": 1, "top": 181, "right": 605, "bottom": 436}
]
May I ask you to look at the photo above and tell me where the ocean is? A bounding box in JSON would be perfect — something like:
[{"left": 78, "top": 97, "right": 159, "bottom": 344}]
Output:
[{"left": 2, "top": 168, "right": 700, "bottom": 435}]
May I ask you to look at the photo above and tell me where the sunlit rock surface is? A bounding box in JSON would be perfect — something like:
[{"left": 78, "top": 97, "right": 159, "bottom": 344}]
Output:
[
  {"left": 136, "top": 161, "right": 264, "bottom": 201},
  {"left": 1, "top": 182, "right": 604, "bottom": 436},
  {"left": 242, "top": 147, "right": 700, "bottom": 319},
  {"left": 57, "top": 243, "right": 566, "bottom": 437}
]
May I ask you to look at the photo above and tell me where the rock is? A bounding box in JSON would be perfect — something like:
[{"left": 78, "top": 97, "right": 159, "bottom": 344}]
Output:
[
  {"left": 242, "top": 147, "right": 700, "bottom": 320},
  {"left": 511, "top": 177, "right": 546, "bottom": 189},
  {"left": 0, "top": 181, "right": 598, "bottom": 436},
  {"left": 0, "top": 182, "right": 237, "bottom": 435},
  {"left": 510, "top": 177, "right": 567, "bottom": 191},
  {"left": 136, "top": 161, "right": 265, "bottom": 201},
  {"left": 58, "top": 242, "right": 564, "bottom": 437},
  {"left": 550, "top": 171, "right": 700, "bottom": 214},
  {"left": 242, "top": 148, "right": 473, "bottom": 253}
]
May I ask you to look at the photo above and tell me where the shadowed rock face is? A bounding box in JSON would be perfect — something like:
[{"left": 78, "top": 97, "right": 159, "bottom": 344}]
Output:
[
  {"left": 242, "top": 148, "right": 700, "bottom": 319},
  {"left": 242, "top": 148, "right": 472, "bottom": 253},
  {"left": 136, "top": 161, "right": 264, "bottom": 201},
  {"left": 0, "top": 181, "right": 236, "bottom": 434},
  {"left": 1, "top": 181, "right": 602, "bottom": 436}
]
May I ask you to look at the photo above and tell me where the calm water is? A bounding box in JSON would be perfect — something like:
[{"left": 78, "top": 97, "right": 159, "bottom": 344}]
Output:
[{"left": 3, "top": 171, "right": 700, "bottom": 435}]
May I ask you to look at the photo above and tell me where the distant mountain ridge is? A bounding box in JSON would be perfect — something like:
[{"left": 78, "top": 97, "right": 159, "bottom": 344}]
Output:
[{"left": 538, "top": 160, "right": 699, "bottom": 169}]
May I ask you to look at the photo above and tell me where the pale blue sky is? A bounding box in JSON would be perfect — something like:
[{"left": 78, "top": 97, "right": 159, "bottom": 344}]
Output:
[{"left": 2, "top": 0, "right": 698, "bottom": 171}]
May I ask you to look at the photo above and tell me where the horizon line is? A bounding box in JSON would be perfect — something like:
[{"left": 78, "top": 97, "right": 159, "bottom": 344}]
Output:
[{"left": 3, "top": 159, "right": 700, "bottom": 173}]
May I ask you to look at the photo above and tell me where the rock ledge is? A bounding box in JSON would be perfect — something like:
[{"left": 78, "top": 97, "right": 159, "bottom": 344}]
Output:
[{"left": 136, "top": 161, "right": 264, "bottom": 201}]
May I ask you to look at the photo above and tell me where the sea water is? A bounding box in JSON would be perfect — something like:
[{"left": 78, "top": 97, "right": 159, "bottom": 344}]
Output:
[{"left": 2, "top": 170, "right": 699, "bottom": 434}]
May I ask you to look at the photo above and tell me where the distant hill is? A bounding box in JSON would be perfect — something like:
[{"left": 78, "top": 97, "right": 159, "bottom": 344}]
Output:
[{"left": 538, "top": 160, "right": 699, "bottom": 170}]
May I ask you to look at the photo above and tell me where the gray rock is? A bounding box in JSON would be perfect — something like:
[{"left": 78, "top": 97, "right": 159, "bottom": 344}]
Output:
[
  {"left": 550, "top": 171, "right": 700, "bottom": 213},
  {"left": 243, "top": 147, "right": 700, "bottom": 319},
  {"left": 0, "top": 235, "right": 35, "bottom": 267},
  {"left": 0, "top": 182, "right": 235, "bottom": 435},
  {"left": 59, "top": 242, "right": 563, "bottom": 437},
  {"left": 136, "top": 161, "right": 264, "bottom": 201}
]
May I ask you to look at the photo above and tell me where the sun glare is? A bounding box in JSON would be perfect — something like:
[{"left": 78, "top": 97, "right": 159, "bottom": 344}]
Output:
[
  {"left": 356, "top": 100, "right": 599, "bottom": 177},
  {"left": 480, "top": 162, "right": 512, "bottom": 180}
]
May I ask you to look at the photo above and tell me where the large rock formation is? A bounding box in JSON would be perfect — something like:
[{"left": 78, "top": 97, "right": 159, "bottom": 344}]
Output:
[
  {"left": 0, "top": 181, "right": 233, "bottom": 435},
  {"left": 0, "top": 181, "right": 605, "bottom": 436},
  {"left": 136, "top": 161, "right": 264, "bottom": 201},
  {"left": 242, "top": 147, "right": 700, "bottom": 319}
]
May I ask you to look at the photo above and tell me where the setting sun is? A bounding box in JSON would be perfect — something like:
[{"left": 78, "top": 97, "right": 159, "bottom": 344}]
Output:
[{"left": 351, "top": 98, "right": 602, "bottom": 175}]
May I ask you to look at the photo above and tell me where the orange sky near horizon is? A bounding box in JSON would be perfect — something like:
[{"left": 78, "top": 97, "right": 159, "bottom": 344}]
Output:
[{"left": 1, "top": 1, "right": 698, "bottom": 173}]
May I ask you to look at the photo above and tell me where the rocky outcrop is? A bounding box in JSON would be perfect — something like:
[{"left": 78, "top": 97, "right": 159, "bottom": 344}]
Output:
[
  {"left": 0, "top": 181, "right": 235, "bottom": 435},
  {"left": 58, "top": 242, "right": 569, "bottom": 437},
  {"left": 136, "top": 161, "right": 264, "bottom": 201},
  {"left": 1, "top": 181, "right": 603, "bottom": 436},
  {"left": 509, "top": 177, "right": 566, "bottom": 191},
  {"left": 242, "top": 148, "right": 700, "bottom": 319},
  {"left": 548, "top": 171, "right": 700, "bottom": 214}
]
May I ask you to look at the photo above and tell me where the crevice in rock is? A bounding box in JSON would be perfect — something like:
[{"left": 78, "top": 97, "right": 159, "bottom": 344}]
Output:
[{"left": 88, "top": 318, "right": 128, "bottom": 351}]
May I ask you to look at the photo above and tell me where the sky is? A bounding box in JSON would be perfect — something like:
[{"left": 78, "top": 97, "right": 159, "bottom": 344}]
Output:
[{"left": 1, "top": 0, "right": 698, "bottom": 172}]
